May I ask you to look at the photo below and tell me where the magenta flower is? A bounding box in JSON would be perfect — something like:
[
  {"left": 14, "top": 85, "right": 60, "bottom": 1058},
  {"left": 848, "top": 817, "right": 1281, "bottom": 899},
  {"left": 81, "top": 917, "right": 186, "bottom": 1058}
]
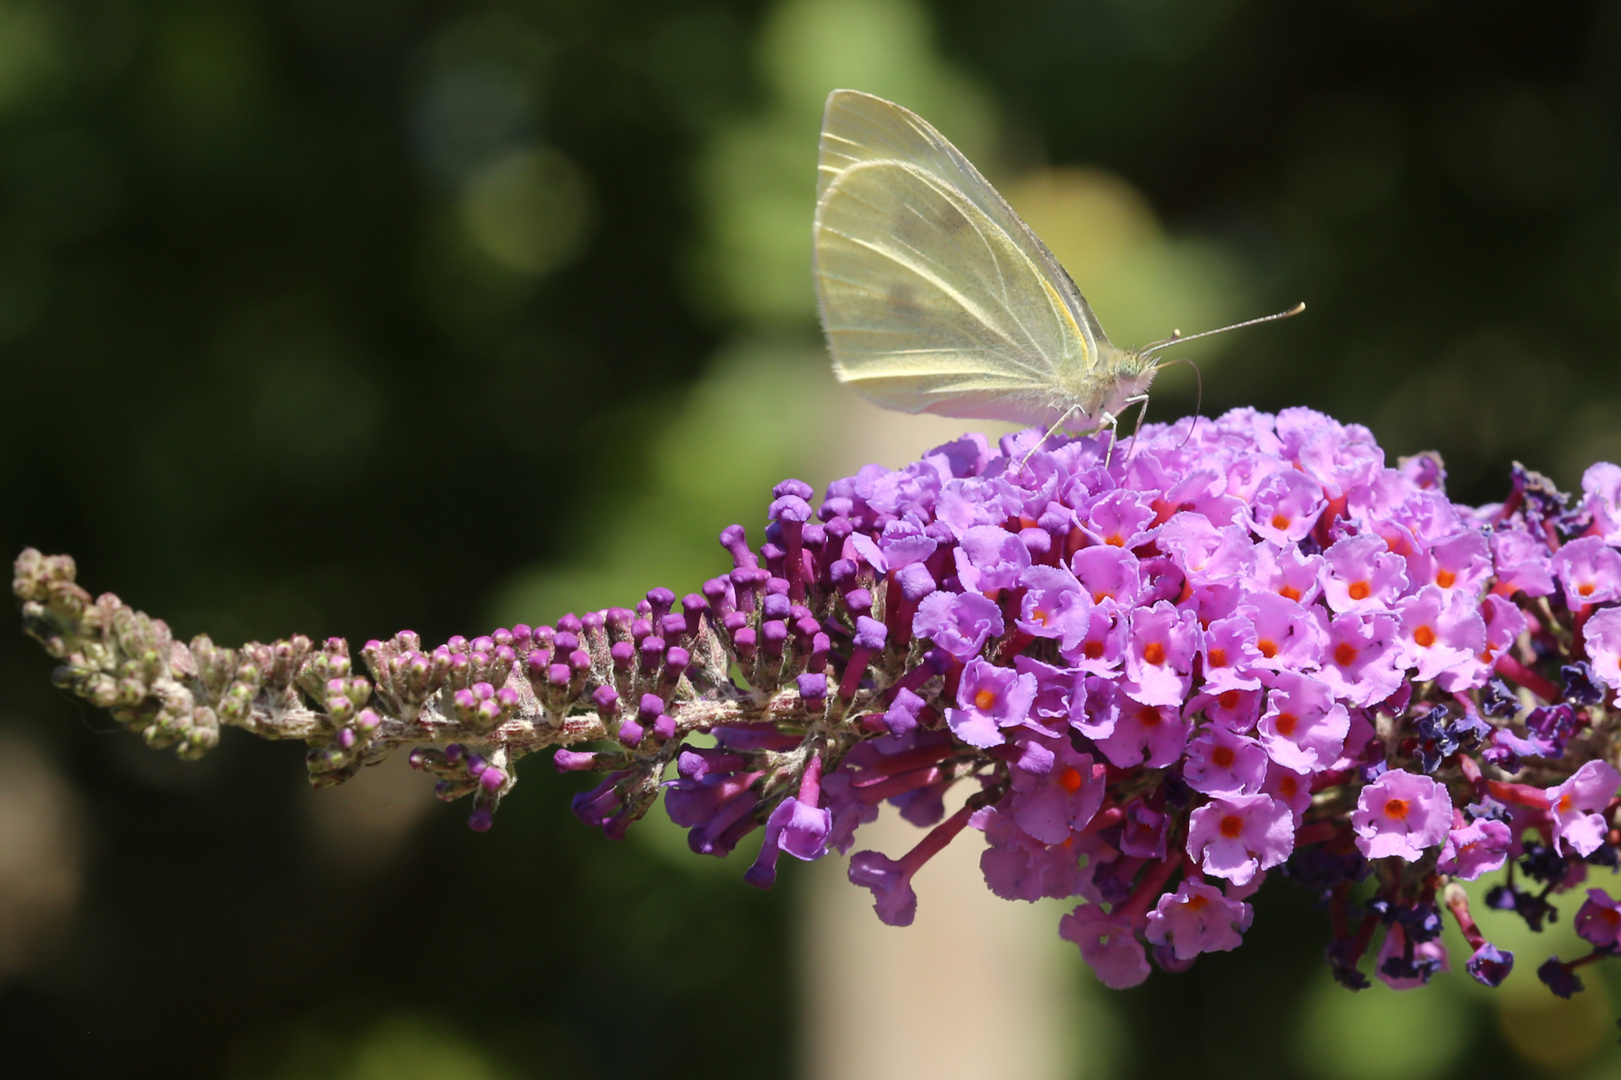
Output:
[
  {"left": 1186, "top": 793, "right": 1295, "bottom": 886},
  {"left": 1552, "top": 536, "right": 1621, "bottom": 610},
  {"left": 945, "top": 657, "right": 1038, "bottom": 749},
  {"left": 1322, "top": 533, "right": 1409, "bottom": 615},
  {"left": 1394, "top": 586, "right": 1487, "bottom": 687},
  {"left": 1248, "top": 468, "right": 1327, "bottom": 545},
  {"left": 1256, "top": 671, "right": 1351, "bottom": 773},
  {"left": 954, "top": 524, "right": 1031, "bottom": 594},
  {"left": 1436, "top": 818, "right": 1511, "bottom": 880},
  {"left": 1070, "top": 544, "right": 1143, "bottom": 607},
  {"left": 1491, "top": 528, "right": 1555, "bottom": 597},
  {"left": 1145, "top": 879, "right": 1254, "bottom": 960},
  {"left": 1409, "top": 530, "right": 1492, "bottom": 598},
  {"left": 1318, "top": 612, "right": 1403, "bottom": 708},
  {"left": 1084, "top": 489, "right": 1158, "bottom": 550},
  {"left": 1585, "top": 462, "right": 1621, "bottom": 544},
  {"left": 1183, "top": 726, "right": 1269, "bottom": 795},
  {"left": 972, "top": 803, "right": 1093, "bottom": 902},
  {"left": 912, "top": 590, "right": 1003, "bottom": 661},
  {"left": 1582, "top": 606, "right": 1621, "bottom": 694},
  {"left": 1575, "top": 888, "right": 1621, "bottom": 948},
  {"left": 1122, "top": 600, "right": 1200, "bottom": 707},
  {"left": 1238, "top": 591, "right": 1325, "bottom": 674},
  {"left": 1546, "top": 759, "right": 1621, "bottom": 857},
  {"left": 1016, "top": 564, "right": 1091, "bottom": 641},
  {"left": 1058, "top": 905, "right": 1151, "bottom": 989},
  {"left": 1095, "top": 693, "right": 1190, "bottom": 769},
  {"left": 1252, "top": 543, "right": 1324, "bottom": 605},
  {"left": 1009, "top": 740, "right": 1106, "bottom": 845},
  {"left": 1351, "top": 770, "right": 1452, "bottom": 860},
  {"left": 1199, "top": 614, "right": 1264, "bottom": 695}
]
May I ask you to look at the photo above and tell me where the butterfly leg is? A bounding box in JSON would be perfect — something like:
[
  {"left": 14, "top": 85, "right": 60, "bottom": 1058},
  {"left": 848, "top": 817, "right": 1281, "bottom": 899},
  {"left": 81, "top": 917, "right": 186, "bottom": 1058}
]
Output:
[{"left": 1018, "top": 403, "right": 1082, "bottom": 469}]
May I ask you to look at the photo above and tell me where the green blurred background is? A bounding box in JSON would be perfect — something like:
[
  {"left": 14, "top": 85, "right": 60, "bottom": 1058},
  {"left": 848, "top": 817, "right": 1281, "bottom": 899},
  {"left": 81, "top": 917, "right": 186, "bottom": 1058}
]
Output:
[{"left": 6, "top": 0, "right": 1621, "bottom": 1076}]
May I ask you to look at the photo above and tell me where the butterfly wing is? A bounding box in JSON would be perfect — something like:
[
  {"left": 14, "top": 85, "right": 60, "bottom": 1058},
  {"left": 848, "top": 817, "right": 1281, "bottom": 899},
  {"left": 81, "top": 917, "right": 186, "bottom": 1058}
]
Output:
[{"left": 814, "top": 90, "right": 1109, "bottom": 423}]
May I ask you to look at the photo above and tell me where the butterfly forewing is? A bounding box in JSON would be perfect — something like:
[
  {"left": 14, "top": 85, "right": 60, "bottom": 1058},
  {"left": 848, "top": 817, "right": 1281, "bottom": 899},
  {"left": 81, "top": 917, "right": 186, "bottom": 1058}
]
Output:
[{"left": 814, "top": 90, "right": 1109, "bottom": 424}]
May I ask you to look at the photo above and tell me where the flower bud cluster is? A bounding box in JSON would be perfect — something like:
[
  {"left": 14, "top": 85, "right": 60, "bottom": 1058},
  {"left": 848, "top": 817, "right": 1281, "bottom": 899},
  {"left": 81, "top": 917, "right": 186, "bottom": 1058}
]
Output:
[{"left": 17, "top": 406, "right": 1621, "bottom": 1001}]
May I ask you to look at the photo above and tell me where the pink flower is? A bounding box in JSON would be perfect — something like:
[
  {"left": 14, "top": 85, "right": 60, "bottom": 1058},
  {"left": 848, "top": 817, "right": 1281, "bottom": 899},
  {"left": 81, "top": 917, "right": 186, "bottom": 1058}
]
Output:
[
  {"left": 1394, "top": 586, "right": 1486, "bottom": 685},
  {"left": 1199, "top": 614, "right": 1264, "bottom": 695},
  {"left": 1146, "top": 879, "right": 1254, "bottom": 960},
  {"left": 1321, "top": 533, "right": 1409, "bottom": 615},
  {"left": 1583, "top": 606, "right": 1621, "bottom": 694},
  {"left": 1186, "top": 793, "right": 1295, "bottom": 886},
  {"left": 1238, "top": 591, "right": 1327, "bottom": 674},
  {"left": 1009, "top": 740, "right": 1106, "bottom": 845},
  {"left": 944, "top": 658, "right": 1037, "bottom": 749},
  {"left": 1248, "top": 468, "right": 1327, "bottom": 545},
  {"left": 1059, "top": 905, "right": 1150, "bottom": 989},
  {"left": 1016, "top": 565, "right": 1090, "bottom": 641},
  {"left": 1351, "top": 770, "right": 1452, "bottom": 860},
  {"left": 1318, "top": 612, "right": 1404, "bottom": 708},
  {"left": 1552, "top": 536, "right": 1621, "bottom": 611},
  {"left": 1070, "top": 544, "right": 1143, "bottom": 607},
  {"left": 912, "top": 590, "right": 1003, "bottom": 661},
  {"left": 1251, "top": 543, "right": 1325, "bottom": 606},
  {"left": 954, "top": 524, "right": 1031, "bottom": 594},
  {"left": 1491, "top": 528, "right": 1555, "bottom": 598},
  {"left": 1256, "top": 671, "right": 1350, "bottom": 773},
  {"left": 1584, "top": 462, "right": 1621, "bottom": 545},
  {"left": 1546, "top": 759, "right": 1621, "bottom": 857},
  {"left": 1121, "top": 601, "right": 1200, "bottom": 707},
  {"left": 1095, "top": 693, "right": 1190, "bottom": 768},
  {"left": 1437, "top": 818, "right": 1511, "bottom": 880},
  {"left": 1183, "top": 726, "right": 1269, "bottom": 795},
  {"left": 1407, "top": 529, "right": 1492, "bottom": 598},
  {"left": 1575, "top": 888, "right": 1621, "bottom": 948}
]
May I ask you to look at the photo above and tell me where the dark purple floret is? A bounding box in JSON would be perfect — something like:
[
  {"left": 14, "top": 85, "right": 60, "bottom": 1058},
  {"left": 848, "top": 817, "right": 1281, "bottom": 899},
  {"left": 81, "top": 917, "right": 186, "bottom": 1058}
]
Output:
[
  {"left": 1327, "top": 937, "right": 1371, "bottom": 991},
  {"left": 1477, "top": 675, "right": 1519, "bottom": 718},
  {"left": 1562, "top": 662, "right": 1606, "bottom": 705},
  {"left": 1525, "top": 703, "right": 1577, "bottom": 757},
  {"left": 1466, "top": 943, "right": 1514, "bottom": 988},
  {"left": 1538, "top": 956, "right": 1585, "bottom": 999},
  {"left": 1521, "top": 841, "right": 1570, "bottom": 886}
]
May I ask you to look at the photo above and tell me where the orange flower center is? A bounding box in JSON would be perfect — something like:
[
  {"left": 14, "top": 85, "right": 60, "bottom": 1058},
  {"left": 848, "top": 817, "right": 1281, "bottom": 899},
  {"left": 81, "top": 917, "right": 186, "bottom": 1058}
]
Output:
[
  {"left": 973, "top": 688, "right": 998, "bottom": 711},
  {"left": 1083, "top": 640, "right": 1104, "bottom": 660},
  {"left": 1060, "top": 767, "right": 1084, "bottom": 793},
  {"left": 1279, "top": 584, "right": 1302, "bottom": 601},
  {"left": 1580, "top": 583, "right": 1596, "bottom": 597},
  {"left": 1258, "top": 638, "right": 1279, "bottom": 658},
  {"left": 1383, "top": 797, "right": 1410, "bottom": 821},
  {"left": 1032, "top": 608, "right": 1049, "bottom": 626},
  {"left": 1334, "top": 642, "right": 1359, "bottom": 667},
  {"left": 1185, "top": 893, "right": 1210, "bottom": 912},
  {"left": 1138, "top": 706, "right": 1162, "bottom": 728},
  {"left": 1219, "top": 814, "right": 1244, "bottom": 838},
  {"left": 1106, "top": 534, "right": 1125, "bottom": 547},
  {"left": 1143, "top": 641, "right": 1166, "bottom": 666},
  {"left": 1275, "top": 711, "right": 1299, "bottom": 737},
  {"left": 1413, "top": 625, "right": 1436, "bottom": 648},
  {"left": 1208, "top": 647, "right": 1229, "bottom": 668},
  {"left": 1436, "top": 568, "right": 1456, "bottom": 588},
  {"left": 1218, "top": 690, "right": 1241, "bottom": 710},
  {"left": 1212, "top": 745, "right": 1236, "bottom": 768},
  {"left": 1348, "top": 581, "right": 1371, "bottom": 601},
  {"left": 1271, "top": 513, "right": 1291, "bottom": 530}
]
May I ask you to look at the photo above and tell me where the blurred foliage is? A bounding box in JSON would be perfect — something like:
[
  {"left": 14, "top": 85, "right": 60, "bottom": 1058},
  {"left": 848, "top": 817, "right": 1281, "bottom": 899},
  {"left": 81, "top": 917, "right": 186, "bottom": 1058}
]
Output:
[{"left": 9, "top": 1, "right": 1621, "bottom": 1078}]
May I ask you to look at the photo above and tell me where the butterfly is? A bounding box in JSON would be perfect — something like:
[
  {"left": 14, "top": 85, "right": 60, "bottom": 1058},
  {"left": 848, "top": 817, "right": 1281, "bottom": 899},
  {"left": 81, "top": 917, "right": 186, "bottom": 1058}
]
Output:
[{"left": 812, "top": 89, "right": 1301, "bottom": 441}]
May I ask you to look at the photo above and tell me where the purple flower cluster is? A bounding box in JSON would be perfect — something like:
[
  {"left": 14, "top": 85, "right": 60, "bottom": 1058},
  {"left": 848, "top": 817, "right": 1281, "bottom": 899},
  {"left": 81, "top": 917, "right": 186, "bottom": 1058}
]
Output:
[
  {"left": 17, "top": 406, "right": 1621, "bottom": 1001},
  {"left": 550, "top": 407, "right": 1621, "bottom": 995}
]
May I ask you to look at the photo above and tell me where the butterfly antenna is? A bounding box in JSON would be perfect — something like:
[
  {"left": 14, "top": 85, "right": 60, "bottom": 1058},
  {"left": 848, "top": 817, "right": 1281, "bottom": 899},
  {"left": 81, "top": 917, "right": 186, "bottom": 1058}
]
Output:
[
  {"left": 1141, "top": 301, "right": 1306, "bottom": 358},
  {"left": 1147, "top": 357, "right": 1204, "bottom": 450}
]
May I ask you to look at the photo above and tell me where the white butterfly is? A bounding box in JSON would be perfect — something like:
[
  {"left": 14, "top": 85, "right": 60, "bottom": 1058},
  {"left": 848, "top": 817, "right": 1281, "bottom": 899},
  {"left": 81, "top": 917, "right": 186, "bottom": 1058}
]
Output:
[{"left": 812, "top": 89, "right": 1300, "bottom": 439}]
